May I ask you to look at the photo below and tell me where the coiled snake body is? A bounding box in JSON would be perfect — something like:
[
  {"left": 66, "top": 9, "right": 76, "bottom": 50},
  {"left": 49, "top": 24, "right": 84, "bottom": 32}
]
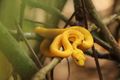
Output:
[{"left": 35, "top": 26, "right": 94, "bottom": 66}]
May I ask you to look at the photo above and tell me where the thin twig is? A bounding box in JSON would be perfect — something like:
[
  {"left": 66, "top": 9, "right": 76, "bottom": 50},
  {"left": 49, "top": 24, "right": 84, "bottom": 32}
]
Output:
[
  {"left": 67, "top": 58, "right": 70, "bottom": 80},
  {"left": 64, "top": 11, "right": 76, "bottom": 28},
  {"left": 16, "top": 24, "right": 42, "bottom": 68},
  {"left": 92, "top": 46, "right": 103, "bottom": 80}
]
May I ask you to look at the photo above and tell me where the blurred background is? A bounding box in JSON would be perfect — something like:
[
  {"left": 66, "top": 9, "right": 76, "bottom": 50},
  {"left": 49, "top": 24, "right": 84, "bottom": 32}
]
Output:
[{"left": 0, "top": 0, "right": 120, "bottom": 80}]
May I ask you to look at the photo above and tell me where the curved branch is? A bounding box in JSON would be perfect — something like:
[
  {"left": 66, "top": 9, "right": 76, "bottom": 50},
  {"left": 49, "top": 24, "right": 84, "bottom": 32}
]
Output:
[{"left": 32, "top": 58, "right": 61, "bottom": 80}]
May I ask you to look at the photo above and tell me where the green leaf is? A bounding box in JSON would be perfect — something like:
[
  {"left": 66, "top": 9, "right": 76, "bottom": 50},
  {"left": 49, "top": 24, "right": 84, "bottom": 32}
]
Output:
[{"left": 0, "top": 22, "right": 38, "bottom": 80}]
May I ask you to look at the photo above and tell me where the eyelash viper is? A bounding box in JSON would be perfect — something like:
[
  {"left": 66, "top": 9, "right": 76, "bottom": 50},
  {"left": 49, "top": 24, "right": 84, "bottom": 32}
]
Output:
[{"left": 34, "top": 26, "right": 94, "bottom": 66}]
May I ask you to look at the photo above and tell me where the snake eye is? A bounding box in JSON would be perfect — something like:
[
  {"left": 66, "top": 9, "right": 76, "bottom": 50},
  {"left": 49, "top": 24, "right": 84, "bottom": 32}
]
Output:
[
  {"left": 73, "top": 57, "right": 85, "bottom": 66},
  {"left": 74, "top": 58, "right": 79, "bottom": 62},
  {"left": 74, "top": 59, "right": 82, "bottom": 65}
]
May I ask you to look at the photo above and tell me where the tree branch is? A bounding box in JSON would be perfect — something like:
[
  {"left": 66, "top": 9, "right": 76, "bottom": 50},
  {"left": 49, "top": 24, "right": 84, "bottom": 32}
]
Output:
[
  {"left": 84, "top": 0, "right": 120, "bottom": 62},
  {"left": 32, "top": 58, "right": 61, "bottom": 80}
]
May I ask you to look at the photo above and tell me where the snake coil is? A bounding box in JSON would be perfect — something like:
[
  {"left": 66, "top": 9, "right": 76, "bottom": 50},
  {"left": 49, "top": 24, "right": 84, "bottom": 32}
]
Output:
[{"left": 35, "top": 26, "right": 94, "bottom": 66}]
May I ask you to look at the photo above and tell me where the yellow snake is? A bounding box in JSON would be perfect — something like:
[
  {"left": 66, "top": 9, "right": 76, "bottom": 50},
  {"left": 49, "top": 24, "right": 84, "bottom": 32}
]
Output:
[
  {"left": 35, "top": 26, "right": 93, "bottom": 50},
  {"left": 35, "top": 26, "right": 94, "bottom": 66}
]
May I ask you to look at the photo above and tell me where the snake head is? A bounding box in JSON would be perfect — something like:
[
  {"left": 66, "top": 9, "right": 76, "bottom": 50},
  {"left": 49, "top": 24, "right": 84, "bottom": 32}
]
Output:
[{"left": 72, "top": 49, "right": 85, "bottom": 66}]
